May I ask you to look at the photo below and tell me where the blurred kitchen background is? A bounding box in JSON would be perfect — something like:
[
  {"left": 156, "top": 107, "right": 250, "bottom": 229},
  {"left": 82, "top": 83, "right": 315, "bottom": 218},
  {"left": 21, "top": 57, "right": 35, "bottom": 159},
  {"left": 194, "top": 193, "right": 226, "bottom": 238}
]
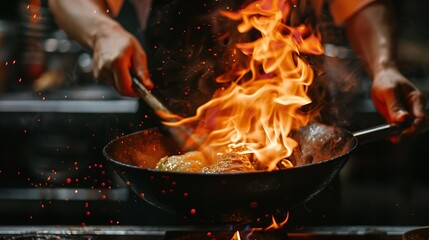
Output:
[{"left": 0, "top": 0, "right": 429, "bottom": 228}]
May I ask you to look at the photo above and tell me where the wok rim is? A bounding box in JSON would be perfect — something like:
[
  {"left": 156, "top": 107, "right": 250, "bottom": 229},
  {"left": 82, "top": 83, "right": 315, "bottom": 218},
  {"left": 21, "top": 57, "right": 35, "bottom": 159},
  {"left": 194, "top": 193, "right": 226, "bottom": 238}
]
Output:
[
  {"left": 402, "top": 226, "right": 429, "bottom": 240},
  {"left": 102, "top": 126, "right": 358, "bottom": 177}
]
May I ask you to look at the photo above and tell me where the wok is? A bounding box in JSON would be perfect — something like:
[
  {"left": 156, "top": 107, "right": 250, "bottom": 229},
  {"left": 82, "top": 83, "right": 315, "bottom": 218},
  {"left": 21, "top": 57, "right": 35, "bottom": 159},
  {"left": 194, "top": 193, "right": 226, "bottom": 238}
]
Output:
[
  {"left": 403, "top": 226, "right": 429, "bottom": 240},
  {"left": 103, "top": 122, "right": 403, "bottom": 225}
]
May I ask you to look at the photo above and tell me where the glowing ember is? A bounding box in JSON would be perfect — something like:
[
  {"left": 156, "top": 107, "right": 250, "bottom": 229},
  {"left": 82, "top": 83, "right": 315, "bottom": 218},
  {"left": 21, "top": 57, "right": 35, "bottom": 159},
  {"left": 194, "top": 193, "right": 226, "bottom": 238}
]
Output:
[{"left": 167, "top": 0, "right": 323, "bottom": 170}]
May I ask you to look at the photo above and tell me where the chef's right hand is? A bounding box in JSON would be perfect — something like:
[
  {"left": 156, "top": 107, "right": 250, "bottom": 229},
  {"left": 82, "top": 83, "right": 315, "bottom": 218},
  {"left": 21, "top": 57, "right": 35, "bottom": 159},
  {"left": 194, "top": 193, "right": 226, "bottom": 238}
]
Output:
[
  {"left": 92, "top": 23, "right": 153, "bottom": 97},
  {"left": 371, "top": 66, "right": 428, "bottom": 141}
]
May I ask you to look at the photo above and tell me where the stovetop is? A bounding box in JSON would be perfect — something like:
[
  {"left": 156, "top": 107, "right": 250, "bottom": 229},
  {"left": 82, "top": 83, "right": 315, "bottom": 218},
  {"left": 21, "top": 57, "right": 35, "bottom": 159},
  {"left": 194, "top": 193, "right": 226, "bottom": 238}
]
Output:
[{"left": 0, "top": 226, "right": 420, "bottom": 240}]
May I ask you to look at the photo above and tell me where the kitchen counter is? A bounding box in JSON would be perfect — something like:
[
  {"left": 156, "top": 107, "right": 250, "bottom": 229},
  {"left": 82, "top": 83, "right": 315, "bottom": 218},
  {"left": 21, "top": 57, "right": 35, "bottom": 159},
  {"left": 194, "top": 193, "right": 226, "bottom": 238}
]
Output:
[{"left": 0, "top": 85, "right": 138, "bottom": 114}]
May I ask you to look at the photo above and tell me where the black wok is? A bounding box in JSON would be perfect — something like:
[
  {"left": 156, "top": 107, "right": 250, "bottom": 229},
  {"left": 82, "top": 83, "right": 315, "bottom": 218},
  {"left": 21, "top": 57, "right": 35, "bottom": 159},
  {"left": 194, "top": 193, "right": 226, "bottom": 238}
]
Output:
[
  {"left": 403, "top": 226, "right": 429, "bottom": 240},
  {"left": 103, "top": 122, "right": 403, "bottom": 225}
]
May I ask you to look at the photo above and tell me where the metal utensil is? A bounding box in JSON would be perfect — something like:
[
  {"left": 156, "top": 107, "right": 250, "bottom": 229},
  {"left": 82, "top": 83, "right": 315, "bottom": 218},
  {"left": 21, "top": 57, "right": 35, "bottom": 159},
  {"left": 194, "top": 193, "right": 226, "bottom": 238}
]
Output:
[
  {"left": 131, "top": 76, "right": 200, "bottom": 150},
  {"left": 131, "top": 76, "right": 172, "bottom": 119}
]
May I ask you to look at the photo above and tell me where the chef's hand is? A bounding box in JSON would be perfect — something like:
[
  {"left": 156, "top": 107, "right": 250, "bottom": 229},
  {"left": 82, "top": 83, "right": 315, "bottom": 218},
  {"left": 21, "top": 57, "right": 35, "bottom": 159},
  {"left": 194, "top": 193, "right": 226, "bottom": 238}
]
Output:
[
  {"left": 48, "top": 0, "right": 153, "bottom": 97},
  {"left": 92, "top": 24, "right": 153, "bottom": 97},
  {"left": 371, "top": 66, "right": 428, "bottom": 141}
]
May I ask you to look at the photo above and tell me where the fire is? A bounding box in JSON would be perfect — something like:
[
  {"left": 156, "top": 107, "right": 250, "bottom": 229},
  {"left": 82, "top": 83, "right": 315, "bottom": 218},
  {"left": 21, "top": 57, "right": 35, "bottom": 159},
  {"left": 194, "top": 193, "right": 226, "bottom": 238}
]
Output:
[
  {"left": 231, "top": 231, "right": 242, "bottom": 240},
  {"left": 231, "top": 214, "right": 289, "bottom": 239},
  {"left": 168, "top": 0, "right": 323, "bottom": 170},
  {"left": 262, "top": 213, "right": 289, "bottom": 231}
]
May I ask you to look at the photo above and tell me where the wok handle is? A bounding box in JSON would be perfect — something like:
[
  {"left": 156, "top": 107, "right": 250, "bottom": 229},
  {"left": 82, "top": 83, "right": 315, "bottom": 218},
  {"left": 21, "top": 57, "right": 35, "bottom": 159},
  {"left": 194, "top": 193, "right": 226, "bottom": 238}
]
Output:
[{"left": 352, "top": 123, "right": 405, "bottom": 145}]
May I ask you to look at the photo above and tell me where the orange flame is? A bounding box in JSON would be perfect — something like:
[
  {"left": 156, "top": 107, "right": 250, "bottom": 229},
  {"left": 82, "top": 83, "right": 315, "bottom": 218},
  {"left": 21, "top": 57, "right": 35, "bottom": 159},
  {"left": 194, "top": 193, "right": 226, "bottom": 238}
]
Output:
[
  {"left": 231, "top": 231, "right": 242, "bottom": 240},
  {"left": 168, "top": 0, "right": 323, "bottom": 170},
  {"left": 264, "top": 213, "right": 290, "bottom": 231},
  {"left": 232, "top": 213, "right": 289, "bottom": 239}
]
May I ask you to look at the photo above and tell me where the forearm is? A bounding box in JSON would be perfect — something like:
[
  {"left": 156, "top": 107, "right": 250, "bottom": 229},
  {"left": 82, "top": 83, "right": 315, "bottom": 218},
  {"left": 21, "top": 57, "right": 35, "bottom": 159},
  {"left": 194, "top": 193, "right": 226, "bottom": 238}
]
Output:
[
  {"left": 344, "top": 0, "right": 396, "bottom": 79},
  {"left": 48, "top": 0, "right": 122, "bottom": 50}
]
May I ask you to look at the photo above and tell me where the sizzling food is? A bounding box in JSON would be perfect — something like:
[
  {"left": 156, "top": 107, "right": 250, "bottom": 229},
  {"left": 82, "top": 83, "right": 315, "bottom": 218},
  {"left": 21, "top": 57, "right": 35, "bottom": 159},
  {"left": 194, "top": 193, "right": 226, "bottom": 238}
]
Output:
[{"left": 156, "top": 151, "right": 255, "bottom": 173}]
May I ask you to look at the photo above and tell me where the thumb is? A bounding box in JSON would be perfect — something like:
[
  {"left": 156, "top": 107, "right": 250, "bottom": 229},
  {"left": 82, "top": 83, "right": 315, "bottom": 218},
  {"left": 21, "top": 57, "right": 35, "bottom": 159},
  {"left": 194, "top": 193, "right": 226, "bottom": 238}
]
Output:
[
  {"left": 389, "top": 108, "right": 409, "bottom": 124},
  {"left": 383, "top": 88, "right": 410, "bottom": 124},
  {"left": 387, "top": 108, "right": 408, "bottom": 144}
]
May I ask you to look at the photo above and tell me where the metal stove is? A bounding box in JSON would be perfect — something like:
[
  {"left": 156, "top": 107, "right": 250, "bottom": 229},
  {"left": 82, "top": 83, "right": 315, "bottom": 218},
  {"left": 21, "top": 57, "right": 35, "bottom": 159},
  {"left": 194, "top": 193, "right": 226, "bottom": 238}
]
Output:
[{"left": 0, "top": 226, "right": 419, "bottom": 240}]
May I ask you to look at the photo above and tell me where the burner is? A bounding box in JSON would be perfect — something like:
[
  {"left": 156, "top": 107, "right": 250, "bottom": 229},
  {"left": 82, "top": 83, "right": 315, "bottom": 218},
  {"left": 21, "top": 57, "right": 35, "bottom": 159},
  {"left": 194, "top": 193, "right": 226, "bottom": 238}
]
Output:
[
  {"left": 165, "top": 230, "right": 286, "bottom": 240},
  {"left": 4, "top": 234, "right": 91, "bottom": 240},
  {"left": 0, "top": 226, "right": 413, "bottom": 240}
]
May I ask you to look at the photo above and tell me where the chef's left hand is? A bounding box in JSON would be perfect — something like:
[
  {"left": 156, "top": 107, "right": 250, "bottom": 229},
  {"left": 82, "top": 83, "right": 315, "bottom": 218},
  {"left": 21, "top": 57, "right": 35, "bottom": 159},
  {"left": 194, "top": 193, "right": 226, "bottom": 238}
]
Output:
[{"left": 371, "top": 66, "right": 428, "bottom": 141}]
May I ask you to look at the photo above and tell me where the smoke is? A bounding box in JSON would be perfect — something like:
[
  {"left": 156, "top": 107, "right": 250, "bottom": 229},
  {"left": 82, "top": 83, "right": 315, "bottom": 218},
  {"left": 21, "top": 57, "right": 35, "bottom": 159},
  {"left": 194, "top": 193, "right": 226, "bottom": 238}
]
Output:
[{"left": 302, "top": 3, "right": 367, "bottom": 128}]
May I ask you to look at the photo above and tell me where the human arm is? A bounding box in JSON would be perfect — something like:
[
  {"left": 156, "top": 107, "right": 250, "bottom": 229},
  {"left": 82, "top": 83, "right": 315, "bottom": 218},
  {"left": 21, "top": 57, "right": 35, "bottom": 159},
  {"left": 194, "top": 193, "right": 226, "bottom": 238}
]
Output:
[
  {"left": 343, "top": 0, "right": 428, "bottom": 138},
  {"left": 48, "top": 0, "right": 153, "bottom": 96}
]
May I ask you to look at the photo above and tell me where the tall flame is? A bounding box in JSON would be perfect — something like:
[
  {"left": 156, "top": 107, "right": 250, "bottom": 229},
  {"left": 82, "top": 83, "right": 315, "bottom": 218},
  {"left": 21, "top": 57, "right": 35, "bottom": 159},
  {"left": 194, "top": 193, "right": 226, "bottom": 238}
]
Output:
[{"left": 169, "top": 0, "right": 323, "bottom": 170}]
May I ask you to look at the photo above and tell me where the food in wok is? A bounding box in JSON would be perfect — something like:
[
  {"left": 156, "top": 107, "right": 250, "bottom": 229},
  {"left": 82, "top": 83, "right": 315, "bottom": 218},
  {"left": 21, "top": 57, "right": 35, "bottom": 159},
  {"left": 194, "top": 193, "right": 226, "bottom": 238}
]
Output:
[
  {"left": 153, "top": 122, "right": 352, "bottom": 173},
  {"left": 156, "top": 150, "right": 255, "bottom": 173}
]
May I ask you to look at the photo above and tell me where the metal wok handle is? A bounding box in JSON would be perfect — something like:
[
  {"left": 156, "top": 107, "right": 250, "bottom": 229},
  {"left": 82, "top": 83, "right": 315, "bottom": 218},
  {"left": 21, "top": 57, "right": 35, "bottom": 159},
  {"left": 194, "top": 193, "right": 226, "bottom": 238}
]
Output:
[
  {"left": 352, "top": 123, "right": 405, "bottom": 145},
  {"left": 353, "top": 108, "right": 429, "bottom": 145}
]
